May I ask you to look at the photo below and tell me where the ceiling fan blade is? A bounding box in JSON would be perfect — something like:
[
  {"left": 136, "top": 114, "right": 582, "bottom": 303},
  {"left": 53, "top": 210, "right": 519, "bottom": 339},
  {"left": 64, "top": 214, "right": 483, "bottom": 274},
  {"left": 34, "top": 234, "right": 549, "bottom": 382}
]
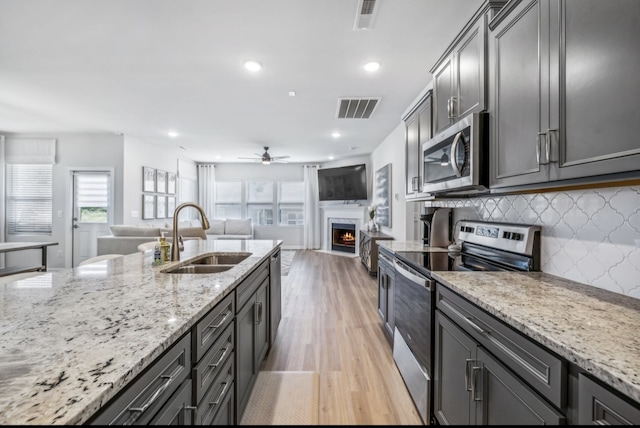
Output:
[
  {"left": 238, "top": 157, "right": 259, "bottom": 160},
  {"left": 270, "top": 155, "right": 290, "bottom": 160}
]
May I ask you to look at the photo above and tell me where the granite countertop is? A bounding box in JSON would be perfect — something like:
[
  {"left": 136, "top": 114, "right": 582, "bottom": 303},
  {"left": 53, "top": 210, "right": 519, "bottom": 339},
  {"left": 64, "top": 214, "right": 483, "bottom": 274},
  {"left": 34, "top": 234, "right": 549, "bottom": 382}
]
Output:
[
  {"left": 431, "top": 270, "right": 640, "bottom": 404},
  {"left": 0, "top": 239, "right": 281, "bottom": 425},
  {"left": 377, "top": 240, "right": 450, "bottom": 253}
]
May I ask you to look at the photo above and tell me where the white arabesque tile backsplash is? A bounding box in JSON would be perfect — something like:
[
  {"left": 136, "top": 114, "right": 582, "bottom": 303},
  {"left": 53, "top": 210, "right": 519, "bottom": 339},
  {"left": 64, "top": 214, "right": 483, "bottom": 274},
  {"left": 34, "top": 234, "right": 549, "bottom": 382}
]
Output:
[{"left": 426, "top": 185, "right": 640, "bottom": 299}]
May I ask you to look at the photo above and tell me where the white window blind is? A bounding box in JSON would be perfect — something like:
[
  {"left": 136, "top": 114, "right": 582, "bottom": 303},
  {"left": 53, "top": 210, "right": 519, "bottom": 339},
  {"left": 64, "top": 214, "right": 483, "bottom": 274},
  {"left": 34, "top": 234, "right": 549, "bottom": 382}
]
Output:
[
  {"left": 6, "top": 164, "right": 53, "bottom": 234},
  {"left": 215, "top": 181, "right": 242, "bottom": 218},
  {"left": 75, "top": 173, "right": 109, "bottom": 223},
  {"left": 246, "top": 181, "right": 274, "bottom": 225},
  {"left": 278, "top": 181, "right": 304, "bottom": 225}
]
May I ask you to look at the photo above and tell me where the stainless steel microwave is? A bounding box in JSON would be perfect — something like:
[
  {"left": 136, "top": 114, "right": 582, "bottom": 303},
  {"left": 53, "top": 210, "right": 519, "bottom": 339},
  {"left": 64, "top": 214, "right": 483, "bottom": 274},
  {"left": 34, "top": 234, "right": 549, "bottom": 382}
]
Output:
[{"left": 421, "top": 112, "right": 488, "bottom": 195}]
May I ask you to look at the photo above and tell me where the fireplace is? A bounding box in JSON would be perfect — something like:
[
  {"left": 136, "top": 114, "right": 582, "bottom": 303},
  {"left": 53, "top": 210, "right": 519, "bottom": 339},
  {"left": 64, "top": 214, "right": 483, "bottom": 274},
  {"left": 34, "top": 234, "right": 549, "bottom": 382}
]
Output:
[{"left": 332, "top": 223, "right": 356, "bottom": 253}]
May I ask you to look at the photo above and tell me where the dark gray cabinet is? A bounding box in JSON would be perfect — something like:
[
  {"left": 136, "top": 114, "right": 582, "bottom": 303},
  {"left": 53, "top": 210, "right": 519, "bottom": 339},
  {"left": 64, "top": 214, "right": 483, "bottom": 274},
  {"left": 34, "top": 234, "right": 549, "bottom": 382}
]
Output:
[
  {"left": 403, "top": 90, "right": 432, "bottom": 199},
  {"left": 376, "top": 246, "right": 395, "bottom": 342},
  {"left": 431, "top": 1, "right": 505, "bottom": 135},
  {"left": 489, "top": 0, "right": 640, "bottom": 190},
  {"left": 236, "top": 259, "right": 270, "bottom": 420},
  {"left": 89, "top": 333, "right": 192, "bottom": 425},
  {"left": 269, "top": 249, "right": 282, "bottom": 347},
  {"left": 578, "top": 373, "right": 640, "bottom": 425},
  {"left": 434, "top": 283, "right": 566, "bottom": 425}
]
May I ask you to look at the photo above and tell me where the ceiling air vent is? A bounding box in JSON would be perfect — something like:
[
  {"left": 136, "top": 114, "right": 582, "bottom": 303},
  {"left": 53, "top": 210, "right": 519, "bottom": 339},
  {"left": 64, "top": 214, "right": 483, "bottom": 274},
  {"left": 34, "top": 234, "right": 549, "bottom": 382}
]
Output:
[
  {"left": 354, "top": 0, "right": 379, "bottom": 30},
  {"left": 336, "top": 97, "right": 380, "bottom": 119}
]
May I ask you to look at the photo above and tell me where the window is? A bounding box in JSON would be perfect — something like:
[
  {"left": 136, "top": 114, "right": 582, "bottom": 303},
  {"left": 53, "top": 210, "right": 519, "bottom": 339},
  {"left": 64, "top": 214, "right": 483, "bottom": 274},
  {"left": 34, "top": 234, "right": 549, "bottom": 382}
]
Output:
[
  {"left": 177, "top": 177, "right": 197, "bottom": 221},
  {"left": 6, "top": 164, "right": 53, "bottom": 234},
  {"left": 75, "top": 172, "right": 109, "bottom": 223},
  {"left": 214, "top": 181, "right": 242, "bottom": 218},
  {"left": 246, "top": 181, "right": 273, "bottom": 225},
  {"left": 278, "top": 182, "right": 304, "bottom": 225}
]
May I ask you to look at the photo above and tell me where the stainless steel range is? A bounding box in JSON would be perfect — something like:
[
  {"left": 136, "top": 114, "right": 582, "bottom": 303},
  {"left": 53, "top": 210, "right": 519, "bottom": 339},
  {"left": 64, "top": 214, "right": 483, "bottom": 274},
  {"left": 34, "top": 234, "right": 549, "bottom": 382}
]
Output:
[{"left": 392, "top": 220, "right": 541, "bottom": 425}]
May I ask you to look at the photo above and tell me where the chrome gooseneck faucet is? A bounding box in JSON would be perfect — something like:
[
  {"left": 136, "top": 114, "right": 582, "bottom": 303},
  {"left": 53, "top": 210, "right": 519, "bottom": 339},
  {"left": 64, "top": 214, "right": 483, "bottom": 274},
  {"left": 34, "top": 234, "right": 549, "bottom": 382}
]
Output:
[{"left": 170, "top": 202, "right": 210, "bottom": 261}]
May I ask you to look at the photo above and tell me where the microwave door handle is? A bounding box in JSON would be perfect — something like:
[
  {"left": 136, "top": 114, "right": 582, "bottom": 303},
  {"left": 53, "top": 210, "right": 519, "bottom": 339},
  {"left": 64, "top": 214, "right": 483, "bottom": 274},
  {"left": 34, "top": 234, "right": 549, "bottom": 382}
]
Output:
[{"left": 450, "top": 131, "right": 464, "bottom": 177}]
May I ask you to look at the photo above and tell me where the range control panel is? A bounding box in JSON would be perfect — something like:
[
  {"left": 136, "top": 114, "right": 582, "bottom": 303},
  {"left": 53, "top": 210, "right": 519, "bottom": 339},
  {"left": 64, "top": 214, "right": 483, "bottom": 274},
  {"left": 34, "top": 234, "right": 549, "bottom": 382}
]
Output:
[{"left": 456, "top": 221, "right": 540, "bottom": 256}]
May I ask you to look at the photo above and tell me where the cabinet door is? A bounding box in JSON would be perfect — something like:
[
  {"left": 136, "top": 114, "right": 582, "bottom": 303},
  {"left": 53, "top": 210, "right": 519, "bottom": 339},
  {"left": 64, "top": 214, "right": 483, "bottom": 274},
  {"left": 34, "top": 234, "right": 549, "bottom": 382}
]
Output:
[
  {"left": 456, "top": 22, "right": 485, "bottom": 120},
  {"left": 489, "top": 0, "right": 551, "bottom": 188},
  {"left": 552, "top": 0, "right": 640, "bottom": 181},
  {"left": 474, "top": 348, "right": 565, "bottom": 425},
  {"left": 212, "top": 384, "right": 235, "bottom": 425},
  {"left": 434, "top": 310, "right": 475, "bottom": 425},
  {"left": 236, "top": 296, "right": 257, "bottom": 417},
  {"left": 384, "top": 267, "right": 395, "bottom": 340},
  {"left": 377, "top": 262, "right": 388, "bottom": 323},
  {"left": 578, "top": 374, "right": 640, "bottom": 425},
  {"left": 433, "top": 56, "right": 455, "bottom": 135},
  {"left": 254, "top": 278, "right": 270, "bottom": 367}
]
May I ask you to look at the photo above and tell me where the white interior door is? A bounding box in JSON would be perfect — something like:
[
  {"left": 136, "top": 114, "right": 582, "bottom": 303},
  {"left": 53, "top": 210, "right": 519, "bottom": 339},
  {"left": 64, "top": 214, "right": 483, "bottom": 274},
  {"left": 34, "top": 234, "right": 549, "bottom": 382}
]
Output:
[{"left": 72, "top": 170, "right": 112, "bottom": 266}]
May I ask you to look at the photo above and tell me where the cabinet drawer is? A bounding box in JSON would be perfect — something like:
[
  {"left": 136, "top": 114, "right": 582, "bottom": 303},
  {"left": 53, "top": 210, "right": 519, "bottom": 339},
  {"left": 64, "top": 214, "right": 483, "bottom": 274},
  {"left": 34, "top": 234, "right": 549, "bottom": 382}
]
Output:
[
  {"left": 193, "top": 291, "right": 234, "bottom": 361},
  {"left": 578, "top": 373, "right": 640, "bottom": 425},
  {"left": 90, "top": 333, "right": 191, "bottom": 425},
  {"left": 436, "top": 284, "right": 566, "bottom": 409},
  {"left": 195, "top": 353, "right": 235, "bottom": 425},
  {"left": 236, "top": 259, "right": 269, "bottom": 311},
  {"left": 193, "top": 321, "right": 234, "bottom": 404}
]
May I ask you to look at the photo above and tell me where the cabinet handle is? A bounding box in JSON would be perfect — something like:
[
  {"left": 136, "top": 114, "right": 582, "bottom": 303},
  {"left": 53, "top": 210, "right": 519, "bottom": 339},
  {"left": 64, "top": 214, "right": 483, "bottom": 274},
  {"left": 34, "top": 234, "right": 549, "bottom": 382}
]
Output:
[
  {"left": 465, "top": 359, "right": 474, "bottom": 391},
  {"left": 207, "top": 310, "right": 231, "bottom": 330},
  {"left": 184, "top": 405, "right": 198, "bottom": 418},
  {"left": 450, "top": 97, "right": 457, "bottom": 119},
  {"left": 471, "top": 366, "right": 482, "bottom": 401},
  {"left": 463, "top": 315, "right": 489, "bottom": 336},
  {"left": 209, "top": 381, "right": 230, "bottom": 407},
  {"left": 208, "top": 347, "right": 229, "bottom": 369},
  {"left": 546, "top": 128, "right": 557, "bottom": 163},
  {"left": 254, "top": 301, "right": 263, "bottom": 324},
  {"left": 447, "top": 98, "right": 451, "bottom": 118},
  {"left": 536, "top": 132, "right": 548, "bottom": 165},
  {"left": 129, "top": 374, "right": 175, "bottom": 415}
]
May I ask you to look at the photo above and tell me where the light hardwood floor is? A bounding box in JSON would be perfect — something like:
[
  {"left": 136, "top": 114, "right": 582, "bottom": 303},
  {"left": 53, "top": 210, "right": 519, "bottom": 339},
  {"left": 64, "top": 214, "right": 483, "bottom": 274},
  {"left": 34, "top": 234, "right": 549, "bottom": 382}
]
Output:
[{"left": 261, "top": 250, "right": 423, "bottom": 425}]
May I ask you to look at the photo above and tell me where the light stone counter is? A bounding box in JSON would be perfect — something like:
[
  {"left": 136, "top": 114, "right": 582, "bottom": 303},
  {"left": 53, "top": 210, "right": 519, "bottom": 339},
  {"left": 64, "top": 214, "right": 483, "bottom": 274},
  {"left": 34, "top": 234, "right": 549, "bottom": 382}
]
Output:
[
  {"left": 0, "top": 239, "right": 281, "bottom": 425},
  {"left": 377, "top": 240, "right": 449, "bottom": 253},
  {"left": 431, "top": 271, "right": 640, "bottom": 405}
]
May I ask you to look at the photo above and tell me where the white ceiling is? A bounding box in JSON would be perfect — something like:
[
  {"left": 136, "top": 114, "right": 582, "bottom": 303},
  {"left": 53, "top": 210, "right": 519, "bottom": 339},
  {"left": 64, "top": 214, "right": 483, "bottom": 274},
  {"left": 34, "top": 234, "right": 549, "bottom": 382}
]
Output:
[{"left": 0, "top": 0, "right": 484, "bottom": 164}]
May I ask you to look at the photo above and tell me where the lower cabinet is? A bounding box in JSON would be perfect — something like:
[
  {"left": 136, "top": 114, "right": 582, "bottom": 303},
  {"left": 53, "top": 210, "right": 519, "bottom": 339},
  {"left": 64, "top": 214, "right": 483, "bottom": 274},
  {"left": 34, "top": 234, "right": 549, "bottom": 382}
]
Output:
[
  {"left": 578, "top": 373, "right": 640, "bottom": 425},
  {"left": 235, "top": 259, "right": 270, "bottom": 420},
  {"left": 434, "top": 310, "right": 565, "bottom": 425},
  {"left": 377, "top": 246, "right": 395, "bottom": 342}
]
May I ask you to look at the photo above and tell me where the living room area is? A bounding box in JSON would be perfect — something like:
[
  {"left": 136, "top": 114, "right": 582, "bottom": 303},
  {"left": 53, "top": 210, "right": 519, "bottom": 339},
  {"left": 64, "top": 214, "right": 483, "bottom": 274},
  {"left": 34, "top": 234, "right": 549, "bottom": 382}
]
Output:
[{"left": 0, "top": 123, "right": 414, "bottom": 270}]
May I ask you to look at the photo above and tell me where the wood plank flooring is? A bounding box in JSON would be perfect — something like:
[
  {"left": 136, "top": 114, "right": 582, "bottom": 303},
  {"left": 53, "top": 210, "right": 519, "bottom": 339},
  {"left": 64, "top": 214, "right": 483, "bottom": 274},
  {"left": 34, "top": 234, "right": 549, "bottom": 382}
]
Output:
[{"left": 261, "top": 250, "right": 423, "bottom": 425}]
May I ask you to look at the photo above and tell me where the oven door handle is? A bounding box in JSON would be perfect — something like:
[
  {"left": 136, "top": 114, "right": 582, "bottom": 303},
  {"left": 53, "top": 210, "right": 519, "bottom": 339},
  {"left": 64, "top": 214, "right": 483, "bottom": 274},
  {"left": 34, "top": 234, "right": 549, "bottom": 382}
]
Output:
[{"left": 394, "top": 260, "right": 433, "bottom": 291}]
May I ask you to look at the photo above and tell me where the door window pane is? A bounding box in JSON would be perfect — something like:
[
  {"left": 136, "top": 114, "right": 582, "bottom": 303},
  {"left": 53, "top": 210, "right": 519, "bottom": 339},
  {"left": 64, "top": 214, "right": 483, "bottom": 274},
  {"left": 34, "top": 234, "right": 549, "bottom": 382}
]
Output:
[{"left": 75, "top": 173, "right": 109, "bottom": 223}]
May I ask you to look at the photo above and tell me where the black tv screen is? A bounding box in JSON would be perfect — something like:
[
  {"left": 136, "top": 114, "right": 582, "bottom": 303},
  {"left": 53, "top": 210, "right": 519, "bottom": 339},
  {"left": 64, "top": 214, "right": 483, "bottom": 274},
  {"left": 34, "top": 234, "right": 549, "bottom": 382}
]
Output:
[{"left": 318, "top": 164, "right": 368, "bottom": 201}]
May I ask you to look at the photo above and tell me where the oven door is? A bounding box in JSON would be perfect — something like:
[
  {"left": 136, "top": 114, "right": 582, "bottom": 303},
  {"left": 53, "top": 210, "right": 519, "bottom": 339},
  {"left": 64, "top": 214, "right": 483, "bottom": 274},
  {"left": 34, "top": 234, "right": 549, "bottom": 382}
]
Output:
[
  {"left": 422, "top": 112, "right": 487, "bottom": 194},
  {"left": 393, "top": 258, "right": 434, "bottom": 425}
]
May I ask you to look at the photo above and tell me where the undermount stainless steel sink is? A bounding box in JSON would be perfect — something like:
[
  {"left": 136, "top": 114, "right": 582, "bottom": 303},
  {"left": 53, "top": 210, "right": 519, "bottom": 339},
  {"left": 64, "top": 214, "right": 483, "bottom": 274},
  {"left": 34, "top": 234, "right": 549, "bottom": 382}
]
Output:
[
  {"left": 189, "top": 253, "right": 251, "bottom": 265},
  {"left": 165, "top": 264, "right": 234, "bottom": 274},
  {"left": 162, "top": 252, "right": 252, "bottom": 274}
]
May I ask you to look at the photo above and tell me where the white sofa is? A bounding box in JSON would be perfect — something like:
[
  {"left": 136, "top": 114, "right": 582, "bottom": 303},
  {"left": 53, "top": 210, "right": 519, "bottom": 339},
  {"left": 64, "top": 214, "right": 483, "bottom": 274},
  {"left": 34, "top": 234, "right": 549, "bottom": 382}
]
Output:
[{"left": 97, "top": 219, "right": 254, "bottom": 255}]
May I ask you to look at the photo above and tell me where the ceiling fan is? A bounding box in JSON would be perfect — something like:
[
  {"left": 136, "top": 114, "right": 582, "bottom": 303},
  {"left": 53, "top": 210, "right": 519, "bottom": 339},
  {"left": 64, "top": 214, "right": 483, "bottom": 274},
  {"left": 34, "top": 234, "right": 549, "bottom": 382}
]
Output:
[{"left": 238, "top": 146, "right": 290, "bottom": 164}]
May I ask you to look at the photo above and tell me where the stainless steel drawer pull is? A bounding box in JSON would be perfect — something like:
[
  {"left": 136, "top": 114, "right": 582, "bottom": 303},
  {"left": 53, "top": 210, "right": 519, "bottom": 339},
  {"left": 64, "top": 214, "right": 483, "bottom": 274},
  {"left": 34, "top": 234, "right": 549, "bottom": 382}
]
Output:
[
  {"left": 207, "top": 311, "right": 231, "bottom": 330},
  {"left": 209, "top": 381, "right": 230, "bottom": 407},
  {"left": 207, "top": 347, "right": 229, "bottom": 369},
  {"left": 129, "top": 374, "right": 175, "bottom": 414},
  {"left": 464, "top": 316, "right": 488, "bottom": 336},
  {"left": 471, "top": 366, "right": 482, "bottom": 401},
  {"left": 465, "top": 359, "right": 474, "bottom": 391}
]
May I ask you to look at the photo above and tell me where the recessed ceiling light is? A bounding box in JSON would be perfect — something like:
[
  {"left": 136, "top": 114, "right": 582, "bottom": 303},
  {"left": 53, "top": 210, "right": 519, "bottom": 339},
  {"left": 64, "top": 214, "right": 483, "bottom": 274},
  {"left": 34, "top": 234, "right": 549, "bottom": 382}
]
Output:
[
  {"left": 243, "top": 60, "right": 262, "bottom": 72},
  {"left": 168, "top": 131, "right": 178, "bottom": 138},
  {"left": 328, "top": 155, "right": 335, "bottom": 160},
  {"left": 288, "top": 91, "right": 296, "bottom": 97},
  {"left": 331, "top": 132, "right": 341, "bottom": 138},
  {"left": 363, "top": 60, "right": 381, "bottom": 72}
]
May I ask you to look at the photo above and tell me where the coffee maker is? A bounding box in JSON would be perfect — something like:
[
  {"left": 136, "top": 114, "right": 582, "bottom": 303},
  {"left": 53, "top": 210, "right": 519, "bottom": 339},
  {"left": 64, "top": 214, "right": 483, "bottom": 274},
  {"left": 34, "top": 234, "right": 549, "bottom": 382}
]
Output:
[{"left": 420, "top": 207, "right": 452, "bottom": 247}]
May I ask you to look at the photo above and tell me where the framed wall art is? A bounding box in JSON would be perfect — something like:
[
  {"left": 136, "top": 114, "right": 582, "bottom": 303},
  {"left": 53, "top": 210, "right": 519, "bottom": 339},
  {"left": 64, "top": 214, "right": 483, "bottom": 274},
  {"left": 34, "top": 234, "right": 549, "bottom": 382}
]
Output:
[
  {"left": 167, "top": 172, "right": 176, "bottom": 195},
  {"left": 156, "top": 195, "right": 166, "bottom": 219},
  {"left": 375, "top": 163, "right": 391, "bottom": 227},
  {"left": 143, "top": 166, "right": 155, "bottom": 192},
  {"left": 142, "top": 194, "right": 155, "bottom": 219},
  {"left": 156, "top": 169, "right": 167, "bottom": 194}
]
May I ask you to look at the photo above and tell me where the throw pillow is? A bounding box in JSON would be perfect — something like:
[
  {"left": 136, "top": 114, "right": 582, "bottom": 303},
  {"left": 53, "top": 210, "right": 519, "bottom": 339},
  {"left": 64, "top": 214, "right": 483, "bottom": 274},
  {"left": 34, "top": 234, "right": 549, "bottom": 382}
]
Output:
[
  {"left": 111, "top": 225, "right": 161, "bottom": 237},
  {"left": 208, "top": 219, "right": 225, "bottom": 235},
  {"left": 224, "top": 218, "right": 251, "bottom": 235}
]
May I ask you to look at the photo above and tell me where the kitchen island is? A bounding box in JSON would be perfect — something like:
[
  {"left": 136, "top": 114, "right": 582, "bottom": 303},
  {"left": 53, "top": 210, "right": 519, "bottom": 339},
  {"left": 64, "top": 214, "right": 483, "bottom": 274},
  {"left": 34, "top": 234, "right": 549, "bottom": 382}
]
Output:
[{"left": 0, "top": 239, "right": 281, "bottom": 425}]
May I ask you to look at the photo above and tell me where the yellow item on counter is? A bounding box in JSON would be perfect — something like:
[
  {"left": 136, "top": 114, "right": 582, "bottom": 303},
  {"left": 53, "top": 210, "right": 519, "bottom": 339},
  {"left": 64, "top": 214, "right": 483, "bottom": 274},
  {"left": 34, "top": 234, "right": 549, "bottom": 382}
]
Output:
[{"left": 160, "top": 234, "right": 171, "bottom": 262}]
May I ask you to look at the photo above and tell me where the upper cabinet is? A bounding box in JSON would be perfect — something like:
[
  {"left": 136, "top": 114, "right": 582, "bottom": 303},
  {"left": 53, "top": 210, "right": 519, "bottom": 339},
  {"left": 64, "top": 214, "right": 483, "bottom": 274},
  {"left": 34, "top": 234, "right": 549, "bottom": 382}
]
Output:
[
  {"left": 489, "top": 0, "right": 640, "bottom": 190},
  {"left": 403, "top": 89, "right": 432, "bottom": 200},
  {"left": 431, "top": 1, "right": 506, "bottom": 136}
]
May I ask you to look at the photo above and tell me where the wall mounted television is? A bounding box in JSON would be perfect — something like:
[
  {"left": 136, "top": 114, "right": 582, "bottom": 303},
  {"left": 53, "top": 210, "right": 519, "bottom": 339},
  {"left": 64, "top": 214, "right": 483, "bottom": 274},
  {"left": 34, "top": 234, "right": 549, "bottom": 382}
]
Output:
[{"left": 318, "top": 163, "right": 368, "bottom": 201}]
